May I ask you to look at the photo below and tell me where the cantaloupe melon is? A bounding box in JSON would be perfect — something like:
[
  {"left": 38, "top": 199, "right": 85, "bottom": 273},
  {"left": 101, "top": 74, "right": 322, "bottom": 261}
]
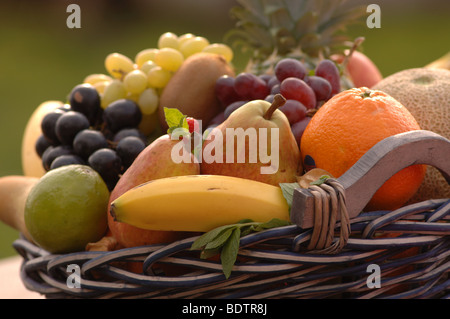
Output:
[{"left": 372, "top": 68, "right": 450, "bottom": 202}]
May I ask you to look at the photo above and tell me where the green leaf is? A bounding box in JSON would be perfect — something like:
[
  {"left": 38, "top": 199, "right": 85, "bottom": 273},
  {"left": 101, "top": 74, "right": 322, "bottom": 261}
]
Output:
[
  {"left": 205, "top": 227, "right": 235, "bottom": 250},
  {"left": 252, "top": 218, "right": 291, "bottom": 232},
  {"left": 236, "top": 218, "right": 254, "bottom": 224},
  {"left": 191, "top": 224, "right": 236, "bottom": 250},
  {"left": 221, "top": 227, "right": 241, "bottom": 279},
  {"left": 279, "top": 182, "right": 298, "bottom": 210},
  {"left": 310, "top": 175, "right": 331, "bottom": 186},
  {"left": 164, "top": 107, "right": 189, "bottom": 134},
  {"left": 191, "top": 217, "right": 292, "bottom": 279}
]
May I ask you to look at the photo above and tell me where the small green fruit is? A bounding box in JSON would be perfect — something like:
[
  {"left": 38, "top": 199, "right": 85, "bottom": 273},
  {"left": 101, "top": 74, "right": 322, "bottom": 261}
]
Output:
[{"left": 25, "top": 164, "right": 109, "bottom": 253}]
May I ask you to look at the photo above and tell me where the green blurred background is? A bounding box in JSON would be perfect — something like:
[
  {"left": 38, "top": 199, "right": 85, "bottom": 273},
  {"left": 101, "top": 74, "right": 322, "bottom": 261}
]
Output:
[{"left": 0, "top": 0, "right": 448, "bottom": 259}]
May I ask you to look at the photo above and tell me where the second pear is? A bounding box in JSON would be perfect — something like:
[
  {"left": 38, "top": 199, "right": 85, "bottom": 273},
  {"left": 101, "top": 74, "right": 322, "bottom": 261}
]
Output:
[{"left": 201, "top": 94, "right": 302, "bottom": 186}]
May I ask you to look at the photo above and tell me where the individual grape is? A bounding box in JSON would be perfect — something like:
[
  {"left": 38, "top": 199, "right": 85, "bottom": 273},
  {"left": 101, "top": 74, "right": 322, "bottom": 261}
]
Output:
[
  {"left": 202, "top": 43, "right": 233, "bottom": 62},
  {"left": 147, "top": 66, "right": 172, "bottom": 89},
  {"left": 93, "top": 80, "right": 111, "bottom": 95},
  {"left": 251, "top": 79, "right": 271, "bottom": 100},
  {"left": 88, "top": 148, "right": 122, "bottom": 190},
  {"left": 42, "top": 145, "right": 73, "bottom": 171},
  {"left": 69, "top": 83, "right": 102, "bottom": 126},
  {"left": 279, "top": 99, "right": 307, "bottom": 125},
  {"left": 178, "top": 33, "right": 195, "bottom": 47},
  {"left": 113, "top": 127, "right": 147, "bottom": 144},
  {"left": 101, "top": 79, "right": 127, "bottom": 109},
  {"left": 50, "top": 154, "right": 85, "bottom": 170},
  {"left": 275, "top": 58, "right": 307, "bottom": 82},
  {"left": 154, "top": 48, "right": 184, "bottom": 72},
  {"left": 264, "top": 95, "right": 275, "bottom": 103},
  {"left": 55, "top": 111, "right": 90, "bottom": 145},
  {"left": 157, "top": 32, "right": 179, "bottom": 50},
  {"left": 270, "top": 84, "right": 281, "bottom": 95},
  {"left": 105, "top": 53, "right": 135, "bottom": 79},
  {"left": 139, "top": 60, "right": 157, "bottom": 74},
  {"left": 179, "top": 36, "right": 210, "bottom": 58},
  {"left": 215, "top": 75, "right": 240, "bottom": 108},
  {"left": 116, "top": 136, "right": 146, "bottom": 168},
  {"left": 267, "top": 76, "right": 280, "bottom": 88},
  {"left": 234, "top": 73, "right": 269, "bottom": 100},
  {"left": 35, "top": 134, "right": 52, "bottom": 158},
  {"left": 315, "top": 59, "right": 341, "bottom": 95},
  {"left": 123, "top": 69, "right": 148, "bottom": 95},
  {"left": 135, "top": 48, "right": 158, "bottom": 68},
  {"left": 280, "top": 77, "right": 317, "bottom": 109},
  {"left": 224, "top": 100, "right": 248, "bottom": 119},
  {"left": 291, "top": 117, "right": 311, "bottom": 148},
  {"left": 305, "top": 75, "right": 332, "bottom": 102},
  {"left": 103, "top": 99, "right": 142, "bottom": 133},
  {"left": 83, "top": 73, "right": 113, "bottom": 86},
  {"left": 73, "top": 129, "right": 109, "bottom": 160},
  {"left": 41, "top": 110, "right": 65, "bottom": 145},
  {"left": 259, "top": 74, "right": 272, "bottom": 84},
  {"left": 138, "top": 88, "right": 159, "bottom": 115},
  {"left": 233, "top": 73, "right": 254, "bottom": 99}
]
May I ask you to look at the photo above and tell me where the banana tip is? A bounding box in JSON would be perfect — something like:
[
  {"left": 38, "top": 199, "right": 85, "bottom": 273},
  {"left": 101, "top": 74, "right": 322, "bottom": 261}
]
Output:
[{"left": 109, "top": 203, "right": 117, "bottom": 221}]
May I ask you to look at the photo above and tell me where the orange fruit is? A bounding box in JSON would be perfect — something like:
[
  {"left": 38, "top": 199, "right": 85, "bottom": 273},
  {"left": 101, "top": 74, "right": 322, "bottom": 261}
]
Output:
[{"left": 300, "top": 87, "right": 426, "bottom": 211}]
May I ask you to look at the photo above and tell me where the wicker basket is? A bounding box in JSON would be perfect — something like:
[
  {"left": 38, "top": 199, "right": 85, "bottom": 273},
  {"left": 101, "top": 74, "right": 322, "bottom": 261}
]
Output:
[
  {"left": 12, "top": 130, "right": 450, "bottom": 299},
  {"left": 13, "top": 198, "right": 450, "bottom": 299}
]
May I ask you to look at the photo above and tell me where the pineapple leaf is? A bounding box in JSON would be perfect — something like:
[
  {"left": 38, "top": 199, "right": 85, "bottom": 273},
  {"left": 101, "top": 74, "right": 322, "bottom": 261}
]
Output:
[
  {"left": 294, "top": 10, "right": 318, "bottom": 38},
  {"left": 298, "top": 32, "right": 323, "bottom": 56},
  {"left": 319, "top": 5, "right": 366, "bottom": 34},
  {"left": 266, "top": 6, "right": 295, "bottom": 36},
  {"left": 230, "top": 6, "right": 267, "bottom": 27},
  {"left": 261, "top": 0, "right": 284, "bottom": 15},
  {"left": 235, "top": 0, "right": 270, "bottom": 27},
  {"left": 225, "top": 24, "right": 274, "bottom": 56},
  {"left": 282, "top": 0, "right": 311, "bottom": 22}
]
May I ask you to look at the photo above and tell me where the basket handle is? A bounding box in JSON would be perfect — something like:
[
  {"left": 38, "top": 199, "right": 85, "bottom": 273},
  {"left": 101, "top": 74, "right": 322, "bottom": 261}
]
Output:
[{"left": 291, "top": 130, "right": 450, "bottom": 229}]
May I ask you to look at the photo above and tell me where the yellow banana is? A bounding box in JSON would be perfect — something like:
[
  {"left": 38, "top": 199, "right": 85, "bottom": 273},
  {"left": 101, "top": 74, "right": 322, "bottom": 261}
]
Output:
[
  {"left": 110, "top": 175, "right": 290, "bottom": 232},
  {"left": 0, "top": 175, "right": 39, "bottom": 242}
]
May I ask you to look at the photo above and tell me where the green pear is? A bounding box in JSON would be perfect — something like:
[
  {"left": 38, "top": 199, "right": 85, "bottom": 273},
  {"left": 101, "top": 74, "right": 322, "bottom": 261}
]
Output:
[
  {"left": 201, "top": 94, "right": 302, "bottom": 186},
  {"left": 108, "top": 134, "right": 200, "bottom": 248}
]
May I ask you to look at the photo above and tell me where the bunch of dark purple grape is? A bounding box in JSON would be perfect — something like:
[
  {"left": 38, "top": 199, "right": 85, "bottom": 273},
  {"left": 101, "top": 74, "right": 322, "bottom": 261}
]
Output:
[
  {"left": 213, "top": 58, "right": 341, "bottom": 147},
  {"left": 36, "top": 84, "right": 147, "bottom": 190}
]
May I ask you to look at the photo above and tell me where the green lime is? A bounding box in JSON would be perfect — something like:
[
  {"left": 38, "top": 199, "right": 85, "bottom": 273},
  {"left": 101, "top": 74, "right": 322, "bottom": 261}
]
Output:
[{"left": 25, "top": 164, "right": 109, "bottom": 253}]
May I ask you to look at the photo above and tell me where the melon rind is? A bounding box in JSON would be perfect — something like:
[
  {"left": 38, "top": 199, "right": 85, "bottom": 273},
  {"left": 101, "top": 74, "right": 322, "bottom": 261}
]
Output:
[{"left": 372, "top": 68, "right": 450, "bottom": 202}]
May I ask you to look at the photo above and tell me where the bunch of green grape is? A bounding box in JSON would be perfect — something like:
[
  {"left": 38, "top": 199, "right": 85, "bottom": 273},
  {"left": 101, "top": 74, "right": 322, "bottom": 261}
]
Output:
[{"left": 83, "top": 32, "right": 234, "bottom": 119}]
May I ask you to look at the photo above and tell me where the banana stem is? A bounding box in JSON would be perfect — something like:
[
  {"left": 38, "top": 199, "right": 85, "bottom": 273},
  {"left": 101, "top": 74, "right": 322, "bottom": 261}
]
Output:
[{"left": 263, "top": 94, "right": 286, "bottom": 120}]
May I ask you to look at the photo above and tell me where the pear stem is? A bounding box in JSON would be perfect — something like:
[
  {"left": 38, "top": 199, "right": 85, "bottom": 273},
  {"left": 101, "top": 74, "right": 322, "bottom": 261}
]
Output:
[
  {"left": 342, "top": 36, "right": 365, "bottom": 70},
  {"left": 263, "top": 94, "right": 286, "bottom": 120}
]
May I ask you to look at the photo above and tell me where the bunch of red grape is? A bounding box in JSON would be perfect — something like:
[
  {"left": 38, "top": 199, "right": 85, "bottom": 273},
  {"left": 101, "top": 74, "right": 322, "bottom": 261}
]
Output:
[
  {"left": 36, "top": 84, "right": 147, "bottom": 190},
  {"left": 214, "top": 58, "right": 341, "bottom": 147}
]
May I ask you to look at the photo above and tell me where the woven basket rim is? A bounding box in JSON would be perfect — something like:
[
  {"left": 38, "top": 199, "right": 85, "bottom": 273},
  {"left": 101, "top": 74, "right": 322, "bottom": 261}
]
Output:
[{"left": 13, "top": 198, "right": 450, "bottom": 299}]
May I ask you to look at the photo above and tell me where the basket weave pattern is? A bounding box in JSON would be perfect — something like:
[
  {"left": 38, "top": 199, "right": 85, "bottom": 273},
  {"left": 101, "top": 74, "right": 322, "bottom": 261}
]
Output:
[{"left": 13, "top": 198, "right": 450, "bottom": 299}]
